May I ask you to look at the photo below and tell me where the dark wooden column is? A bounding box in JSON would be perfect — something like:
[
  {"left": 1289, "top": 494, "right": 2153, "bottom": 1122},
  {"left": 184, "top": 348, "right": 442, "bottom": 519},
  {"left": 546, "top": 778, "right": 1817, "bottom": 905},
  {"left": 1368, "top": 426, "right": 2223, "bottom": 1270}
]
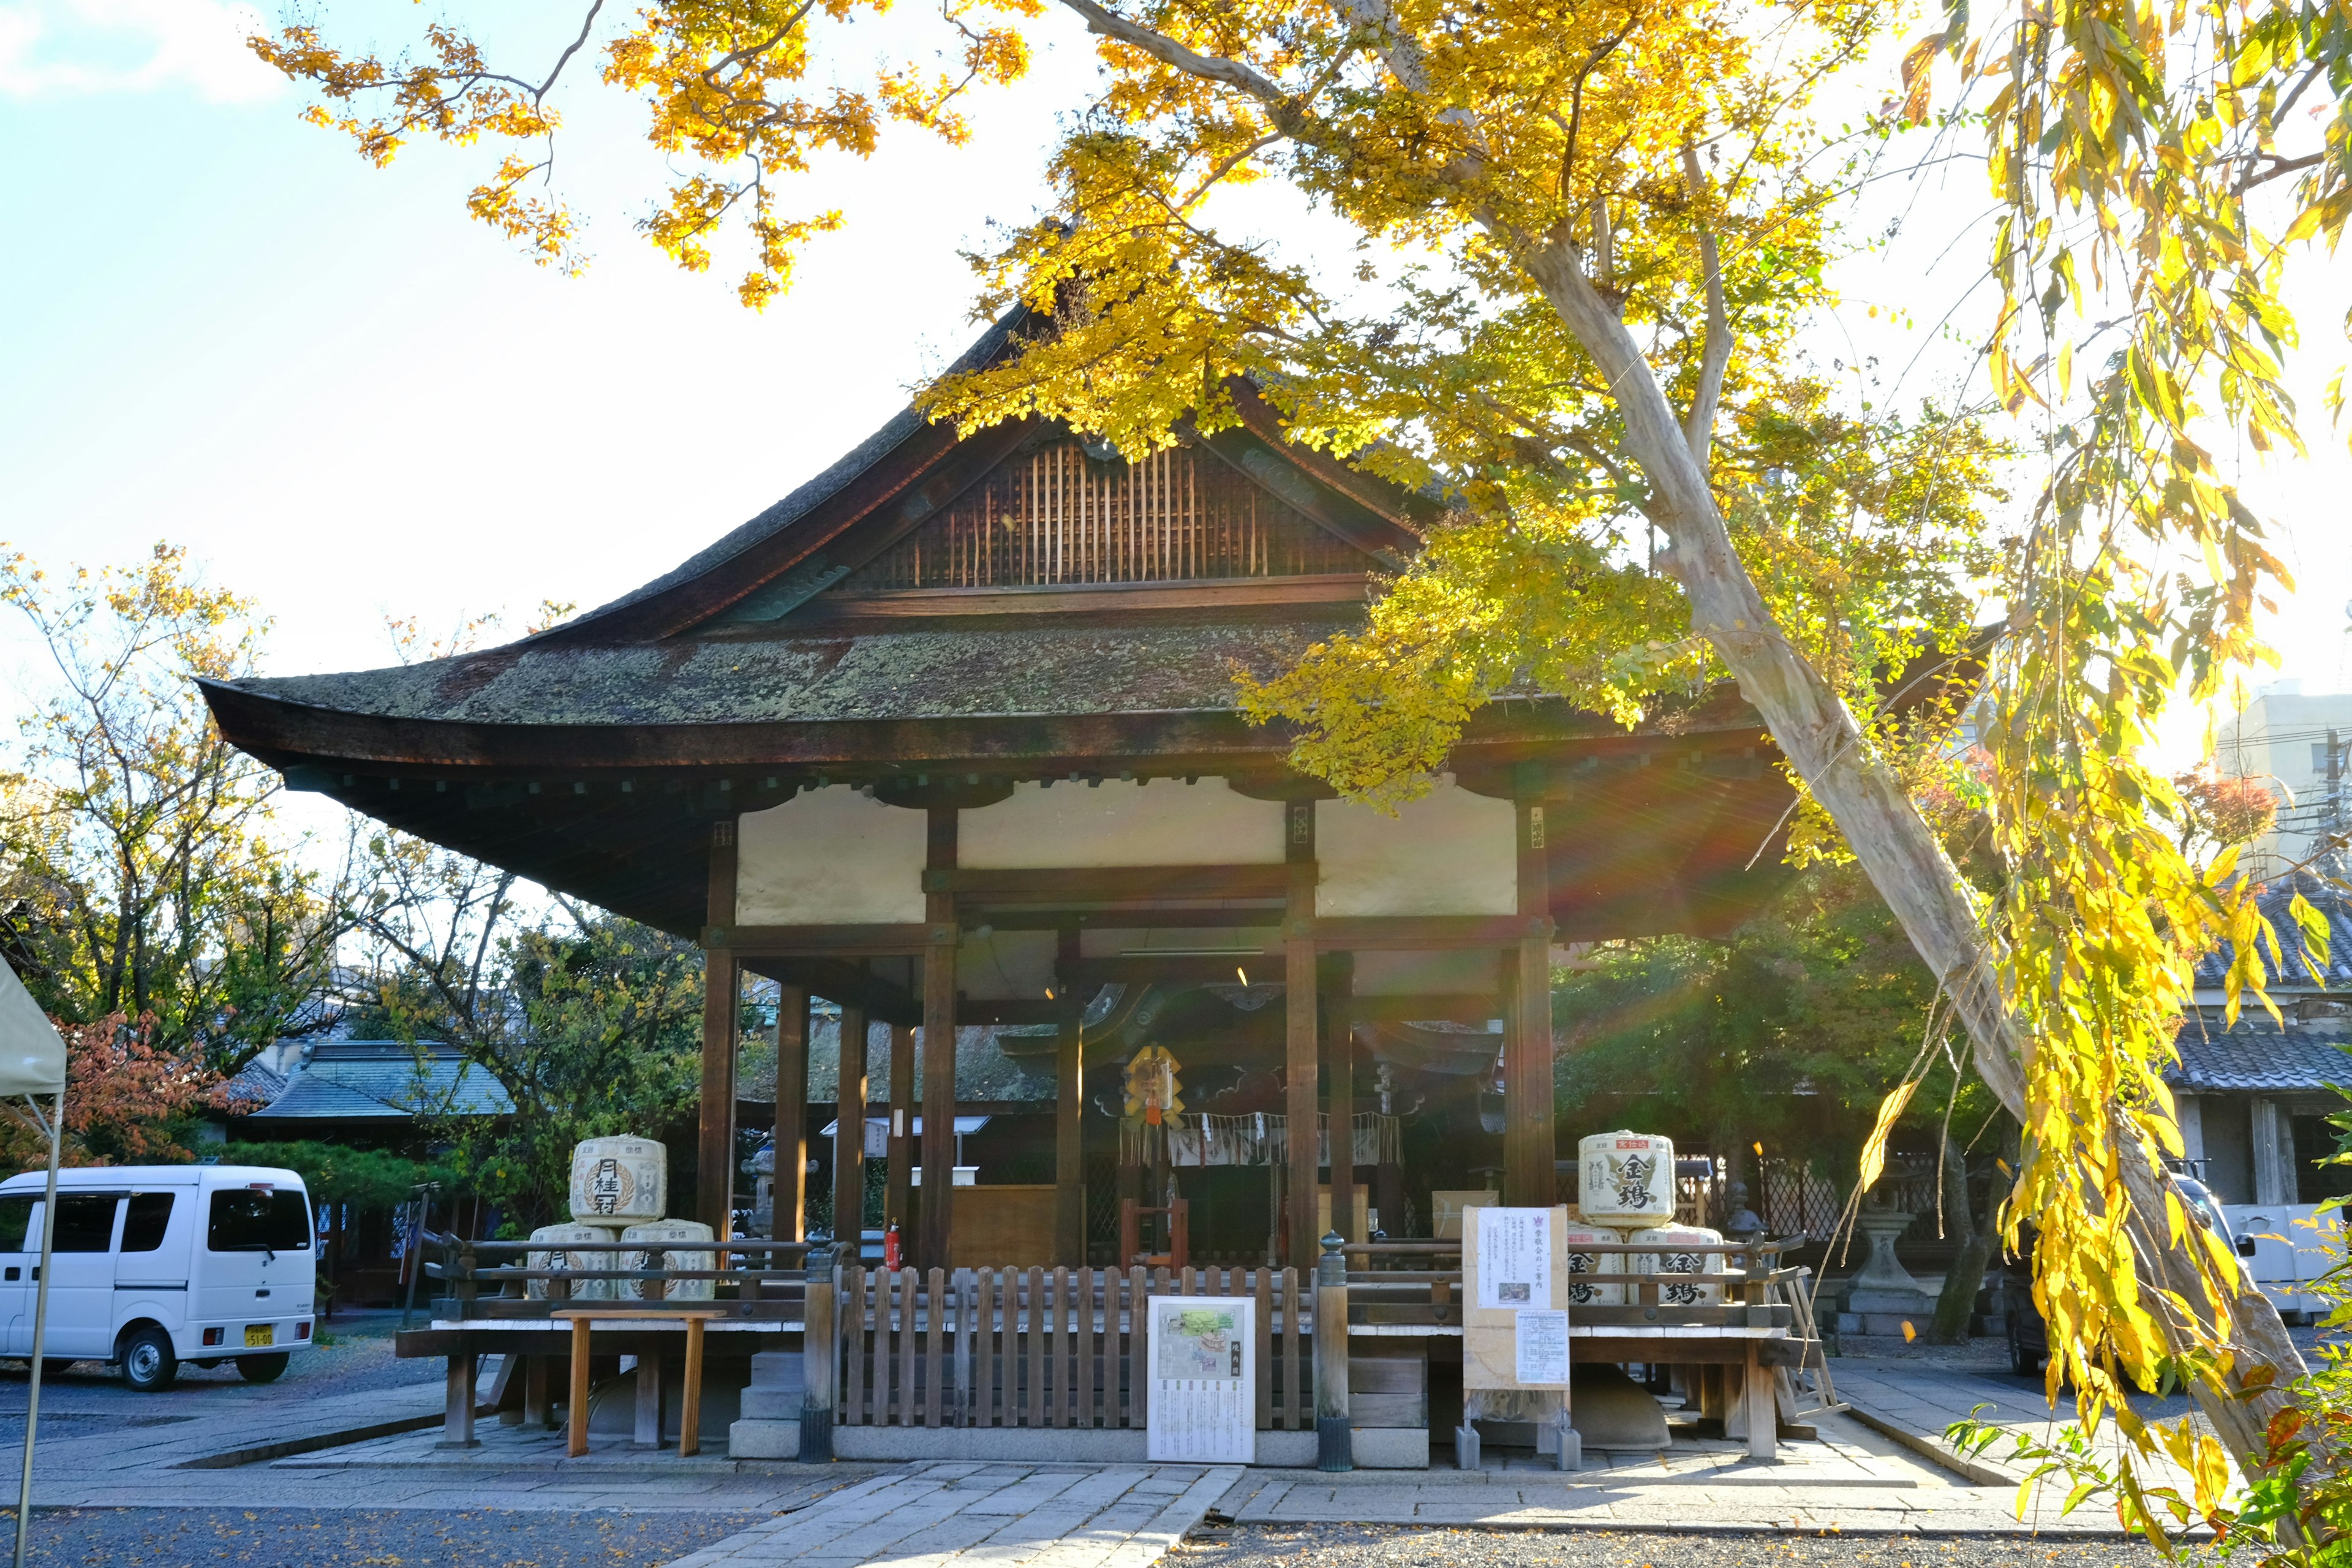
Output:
[
  {"left": 884, "top": 1023, "right": 915, "bottom": 1234},
  {"left": 919, "top": 807, "right": 959, "bottom": 1270},
  {"left": 1284, "top": 800, "right": 1321, "bottom": 1270},
  {"left": 698, "top": 820, "right": 741, "bottom": 1237},
  {"left": 834, "top": 1002, "right": 870, "bottom": 1247},
  {"left": 774, "top": 985, "right": 809, "bottom": 1242},
  {"left": 1505, "top": 797, "right": 1557, "bottom": 1207},
  {"left": 1054, "top": 928, "right": 1086, "bottom": 1265},
  {"left": 1323, "top": 952, "right": 1357, "bottom": 1241}
]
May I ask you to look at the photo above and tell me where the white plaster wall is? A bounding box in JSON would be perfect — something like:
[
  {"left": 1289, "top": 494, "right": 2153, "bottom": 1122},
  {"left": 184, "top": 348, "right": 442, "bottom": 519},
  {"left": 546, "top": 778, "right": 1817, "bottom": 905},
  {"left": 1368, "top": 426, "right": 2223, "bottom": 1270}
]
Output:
[
  {"left": 959, "top": 778, "right": 1284, "bottom": 869},
  {"left": 1316, "top": 777, "right": 1518, "bottom": 916},
  {"left": 736, "top": 786, "right": 927, "bottom": 925},
  {"left": 1352, "top": 948, "right": 1500, "bottom": 996},
  {"left": 956, "top": 929, "right": 1060, "bottom": 999}
]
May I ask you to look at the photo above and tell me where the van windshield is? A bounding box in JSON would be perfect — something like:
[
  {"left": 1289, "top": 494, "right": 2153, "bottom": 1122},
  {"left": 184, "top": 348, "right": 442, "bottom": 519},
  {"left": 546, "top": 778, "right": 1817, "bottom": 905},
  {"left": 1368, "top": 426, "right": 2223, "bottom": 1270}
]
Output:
[{"left": 207, "top": 1189, "right": 311, "bottom": 1253}]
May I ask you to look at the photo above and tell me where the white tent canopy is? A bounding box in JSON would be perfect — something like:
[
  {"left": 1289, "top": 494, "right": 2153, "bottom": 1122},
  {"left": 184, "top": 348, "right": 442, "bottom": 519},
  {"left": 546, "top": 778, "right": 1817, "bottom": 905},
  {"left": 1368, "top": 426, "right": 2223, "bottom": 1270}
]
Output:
[{"left": 0, "top": 957, "right": 64, "bottom": 1097}]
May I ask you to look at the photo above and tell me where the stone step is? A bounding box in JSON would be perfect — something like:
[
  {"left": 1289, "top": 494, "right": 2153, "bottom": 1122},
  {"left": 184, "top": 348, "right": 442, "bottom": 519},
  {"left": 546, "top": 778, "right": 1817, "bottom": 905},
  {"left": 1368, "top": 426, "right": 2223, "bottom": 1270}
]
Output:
[
  {"left": 748, "top": 1350, "right": 804, "bottom": 1389},
  {"left": 727, "top": 1417, "right": 801, "bottom": 1460},
  {"left": 741, "top": 1385, "right": 804, "bottom": 1420}
]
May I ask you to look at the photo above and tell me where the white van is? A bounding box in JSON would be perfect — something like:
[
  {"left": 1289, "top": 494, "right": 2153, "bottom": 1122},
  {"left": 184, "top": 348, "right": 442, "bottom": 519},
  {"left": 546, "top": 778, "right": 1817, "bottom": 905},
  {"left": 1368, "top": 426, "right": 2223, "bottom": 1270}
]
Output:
[{"left": 0, "top": 1164, "right": 317, "bottom": 1391}]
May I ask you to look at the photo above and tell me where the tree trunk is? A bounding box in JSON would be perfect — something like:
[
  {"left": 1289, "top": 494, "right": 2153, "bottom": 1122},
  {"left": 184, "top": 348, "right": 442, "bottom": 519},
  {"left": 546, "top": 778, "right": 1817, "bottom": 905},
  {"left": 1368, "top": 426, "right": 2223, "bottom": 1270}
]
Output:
[
  {"left": 1517, "top": 239, "right": 2308, "bottom": 1475},
  {"left": 1932, "top": 1138, "right": 1990, "bottom": 1343}
]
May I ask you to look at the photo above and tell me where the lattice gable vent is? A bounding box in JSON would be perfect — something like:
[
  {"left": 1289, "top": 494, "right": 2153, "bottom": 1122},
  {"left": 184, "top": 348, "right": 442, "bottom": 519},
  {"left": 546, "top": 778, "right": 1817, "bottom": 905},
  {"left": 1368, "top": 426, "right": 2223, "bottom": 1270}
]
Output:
[{"left": 837, "top": 437, "right": 1372, "bottom": 591}]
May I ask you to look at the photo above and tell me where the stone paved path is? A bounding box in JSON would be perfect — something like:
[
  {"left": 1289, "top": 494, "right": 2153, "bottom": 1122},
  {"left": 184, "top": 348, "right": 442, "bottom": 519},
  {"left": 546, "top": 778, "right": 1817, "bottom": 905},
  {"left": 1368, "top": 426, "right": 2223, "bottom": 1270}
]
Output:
[
  {"left": 1834, "top": 1360, "right": 2213, "bottom": 1499},
  {"left": 663, "top": 1463, "right": 1242, "bottom": 1568}
]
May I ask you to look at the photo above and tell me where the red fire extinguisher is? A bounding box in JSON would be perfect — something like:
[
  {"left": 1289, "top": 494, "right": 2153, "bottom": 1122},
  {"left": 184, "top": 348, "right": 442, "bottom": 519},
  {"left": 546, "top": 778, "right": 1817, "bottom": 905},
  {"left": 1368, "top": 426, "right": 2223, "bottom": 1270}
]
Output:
[{"left": 883, "top": 1220, "right": 902, "bottom": 1270}]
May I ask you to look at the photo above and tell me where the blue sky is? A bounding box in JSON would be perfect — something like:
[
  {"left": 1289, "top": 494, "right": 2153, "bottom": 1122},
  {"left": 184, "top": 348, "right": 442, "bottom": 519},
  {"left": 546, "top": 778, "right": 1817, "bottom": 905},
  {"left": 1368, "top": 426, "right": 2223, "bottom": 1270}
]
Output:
[{"left": 2, "top": 0, "right": 2345, "bottom": 718}]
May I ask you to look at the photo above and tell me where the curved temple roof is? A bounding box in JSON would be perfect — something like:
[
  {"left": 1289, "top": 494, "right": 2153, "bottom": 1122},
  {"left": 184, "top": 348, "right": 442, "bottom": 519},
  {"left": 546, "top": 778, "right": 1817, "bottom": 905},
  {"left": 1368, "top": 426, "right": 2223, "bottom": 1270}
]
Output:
[{"left": 202, "top": 330, "right": 1804, "bottom": 951}]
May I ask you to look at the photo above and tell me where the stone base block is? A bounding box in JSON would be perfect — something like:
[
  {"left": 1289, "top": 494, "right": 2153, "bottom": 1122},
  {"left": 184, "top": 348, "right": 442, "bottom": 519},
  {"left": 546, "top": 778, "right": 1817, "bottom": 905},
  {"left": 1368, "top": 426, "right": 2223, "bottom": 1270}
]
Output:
[
  {"left": 729, "top": 1419, "right": 801, "bottom": 1460},
  {"left": 723, "top": 1421, "right": 1428, "bottom": 1467},
  {"left": 1566, "top": 1363, "right": 1669, "bottom": 1451}
]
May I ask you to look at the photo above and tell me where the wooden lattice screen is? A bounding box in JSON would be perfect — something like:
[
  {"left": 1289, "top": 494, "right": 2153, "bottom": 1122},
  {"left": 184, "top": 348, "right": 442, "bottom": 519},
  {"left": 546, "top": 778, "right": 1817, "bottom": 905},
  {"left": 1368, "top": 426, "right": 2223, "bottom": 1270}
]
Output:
[{"left": 840, "top": 440, "right": 1365, "bottom": 590}]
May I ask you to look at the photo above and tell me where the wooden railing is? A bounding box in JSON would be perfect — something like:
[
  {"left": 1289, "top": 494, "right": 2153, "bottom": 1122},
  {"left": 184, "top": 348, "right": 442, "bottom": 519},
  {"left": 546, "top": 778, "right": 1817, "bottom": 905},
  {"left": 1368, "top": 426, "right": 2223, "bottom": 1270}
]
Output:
[
  {"left": 1337, "top": 1238, "right": 1801, "bottom": 1329},
  {"left": 420, "top": 1232, "right": 813, "bottom": 1317}
]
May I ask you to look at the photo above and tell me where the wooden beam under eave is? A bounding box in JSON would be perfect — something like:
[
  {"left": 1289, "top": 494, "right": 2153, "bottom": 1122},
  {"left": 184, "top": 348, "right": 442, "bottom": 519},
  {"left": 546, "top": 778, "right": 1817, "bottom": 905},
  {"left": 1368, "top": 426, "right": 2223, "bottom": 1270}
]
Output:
[
  {"left": 741, "top": 957, "right": 921, "bottom": 1027},
  {"left": 933, "top": 864, "right": 1288, "bottom": 903},
  {"left": 698, "top": 820, "right": 741, "bottom": 1238},
  {"left": 706, "top": 923, "right": 930, "bottom": 955}
]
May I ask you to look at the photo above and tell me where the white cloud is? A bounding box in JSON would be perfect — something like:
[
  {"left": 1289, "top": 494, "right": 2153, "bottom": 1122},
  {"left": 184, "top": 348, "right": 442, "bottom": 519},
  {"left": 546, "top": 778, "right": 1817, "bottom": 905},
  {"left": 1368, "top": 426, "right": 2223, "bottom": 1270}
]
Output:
[{"left": 0, "top": 1, "right": 280, "bottom": 103}]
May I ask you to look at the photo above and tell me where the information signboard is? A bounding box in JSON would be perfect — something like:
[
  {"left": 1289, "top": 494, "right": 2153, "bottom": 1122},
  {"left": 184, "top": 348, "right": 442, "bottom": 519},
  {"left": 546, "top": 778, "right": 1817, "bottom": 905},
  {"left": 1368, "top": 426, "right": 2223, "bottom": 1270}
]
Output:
[
  {"left": 1461, "top": 1205, "right": 1572, "bottom": 1392},
  {"left": 1146, "top": 1294, "right": 1256, "bottom": 1463}
]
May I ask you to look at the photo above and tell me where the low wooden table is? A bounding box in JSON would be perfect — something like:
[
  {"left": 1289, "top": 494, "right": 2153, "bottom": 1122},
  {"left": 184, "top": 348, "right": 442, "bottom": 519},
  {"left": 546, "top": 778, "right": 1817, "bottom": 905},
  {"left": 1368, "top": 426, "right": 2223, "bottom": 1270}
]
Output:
[{"left": 550, "top": 1308, "right": 725, "bottom": 1457}]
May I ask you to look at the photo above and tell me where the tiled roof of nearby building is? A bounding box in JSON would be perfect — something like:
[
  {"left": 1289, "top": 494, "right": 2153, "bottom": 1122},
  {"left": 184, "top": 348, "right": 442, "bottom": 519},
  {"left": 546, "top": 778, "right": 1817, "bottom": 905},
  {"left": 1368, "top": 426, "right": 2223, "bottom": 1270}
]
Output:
[
  {"left": 2169, "top": 1016, "right": 2352, "bottom": 1092},
  {"left": 215, "top": 1058, "right": 287, "bottom": 1111},
  {"left": 2194, "top": 872, "right": 2352, "bottom": 990},
  {"left": 247, "top": 1040, "right": 514, "bottom": 1121}
]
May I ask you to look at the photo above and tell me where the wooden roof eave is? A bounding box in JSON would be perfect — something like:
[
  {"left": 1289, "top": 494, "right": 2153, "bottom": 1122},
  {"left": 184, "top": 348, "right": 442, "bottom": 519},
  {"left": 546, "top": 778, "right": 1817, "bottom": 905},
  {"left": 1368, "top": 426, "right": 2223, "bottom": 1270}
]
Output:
[{"left": 203, "top": 673, "right": 1781, "bottom": 779}]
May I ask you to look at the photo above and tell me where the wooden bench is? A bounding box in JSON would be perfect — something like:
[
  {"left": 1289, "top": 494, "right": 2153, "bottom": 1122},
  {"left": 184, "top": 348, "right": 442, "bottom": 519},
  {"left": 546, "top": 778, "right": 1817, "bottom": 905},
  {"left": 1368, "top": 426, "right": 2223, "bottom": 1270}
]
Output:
[{"left": 550, "top": 1308, "right": 725, "bottom": 1457}]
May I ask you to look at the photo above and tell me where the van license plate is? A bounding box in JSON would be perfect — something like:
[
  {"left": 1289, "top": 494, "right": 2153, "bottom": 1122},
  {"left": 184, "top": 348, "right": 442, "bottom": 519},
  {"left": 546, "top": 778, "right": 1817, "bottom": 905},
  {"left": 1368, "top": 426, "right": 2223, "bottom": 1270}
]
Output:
[{"left": 244, "top": 1325, "right": 273, "bottom": 1348}]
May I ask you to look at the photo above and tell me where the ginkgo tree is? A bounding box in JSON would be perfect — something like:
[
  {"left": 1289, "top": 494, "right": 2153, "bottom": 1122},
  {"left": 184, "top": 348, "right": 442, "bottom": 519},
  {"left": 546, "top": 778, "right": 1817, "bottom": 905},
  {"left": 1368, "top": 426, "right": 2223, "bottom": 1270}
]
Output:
[{"left": 252, "top": 0, "right": 2351, "bottom": 1532}]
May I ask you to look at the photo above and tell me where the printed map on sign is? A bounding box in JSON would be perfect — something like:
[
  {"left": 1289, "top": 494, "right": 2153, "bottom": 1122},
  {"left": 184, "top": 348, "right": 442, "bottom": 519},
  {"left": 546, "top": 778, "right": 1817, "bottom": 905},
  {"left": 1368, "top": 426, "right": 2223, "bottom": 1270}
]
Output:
[
  {"left": 1475, "top": 1207, "right": 1553, "bottom": 1311},
  {"left": 1155, "top": 1305, "right": 1244, "bottom": 1381}
]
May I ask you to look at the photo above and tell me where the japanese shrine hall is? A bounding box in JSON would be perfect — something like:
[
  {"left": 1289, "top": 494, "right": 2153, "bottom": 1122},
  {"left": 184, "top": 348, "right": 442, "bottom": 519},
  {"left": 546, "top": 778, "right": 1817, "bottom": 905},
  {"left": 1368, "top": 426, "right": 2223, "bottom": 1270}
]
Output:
[{"left": 201, "top": 322, "right": 1800, "bottom": 1275}]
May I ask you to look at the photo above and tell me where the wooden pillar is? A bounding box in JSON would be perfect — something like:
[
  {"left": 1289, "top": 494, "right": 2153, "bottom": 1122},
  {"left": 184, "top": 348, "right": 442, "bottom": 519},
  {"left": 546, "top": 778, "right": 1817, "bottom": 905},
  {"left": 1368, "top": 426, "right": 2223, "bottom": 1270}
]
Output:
[
  {"left": 1054, "top": 927, "right": 1086, "bottom": 1265},
  {"left": 884, "top": 1023, "right": 916, "bottom": 1234},
  {"left": 1284, "top": 799, "right": 1321, "bottom": 1271},
  {"left": 699, "top": 820, "right": 741, "bottom": 1237},
  {"left": 1323, "top": 953, "right": 1356, "bottom": 1242},
  {"left": 774, "top": 986, "right": 810, "bottom": 1242},
  {"left": 834, "top": 1002, "right": 869, "bottom": 1249},
  {"left": 1505, "top": 797, "right": 1556, "bottom": 1207},
  {"left": 919, "top": 807, "right": 959, "bottom": 1270}
]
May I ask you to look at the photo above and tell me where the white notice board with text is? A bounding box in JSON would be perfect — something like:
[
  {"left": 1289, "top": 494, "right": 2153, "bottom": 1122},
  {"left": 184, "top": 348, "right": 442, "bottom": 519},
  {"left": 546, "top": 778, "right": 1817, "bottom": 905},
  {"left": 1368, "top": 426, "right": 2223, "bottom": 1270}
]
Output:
[{"left": 1147, "top": 1295, "right": 1256, "bottom": 1463}]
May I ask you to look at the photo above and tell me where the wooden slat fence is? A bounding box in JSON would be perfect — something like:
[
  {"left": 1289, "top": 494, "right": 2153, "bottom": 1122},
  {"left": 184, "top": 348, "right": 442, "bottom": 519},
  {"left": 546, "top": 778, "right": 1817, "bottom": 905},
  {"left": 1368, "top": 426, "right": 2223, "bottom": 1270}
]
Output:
[{"left": 833, "top": 1264, "right": 1314, "bottom": 1430}]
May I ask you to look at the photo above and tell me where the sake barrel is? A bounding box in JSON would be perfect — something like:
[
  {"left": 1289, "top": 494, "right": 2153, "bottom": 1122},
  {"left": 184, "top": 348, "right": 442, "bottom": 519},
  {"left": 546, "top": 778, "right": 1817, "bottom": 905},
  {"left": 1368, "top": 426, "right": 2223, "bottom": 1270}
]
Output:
[
  {"left": 620, "top": 1217, "right": 717, "bottom": 1302},
  {"left": 526, "top": 1221, "right": 624, "bottom": 1302},
  {"left": 569, "top": 1135, "right": 668, "bottom": 1224},
  {"left": 1561, "top": 1224, "right": 1626, "bottom": 1307},
  {"left": 1630, "top": 1224, "right": 1725, "bottom": 1306},
  {"left": 1577, "top": 1130, "right": 1676, "bottom": 1226}
]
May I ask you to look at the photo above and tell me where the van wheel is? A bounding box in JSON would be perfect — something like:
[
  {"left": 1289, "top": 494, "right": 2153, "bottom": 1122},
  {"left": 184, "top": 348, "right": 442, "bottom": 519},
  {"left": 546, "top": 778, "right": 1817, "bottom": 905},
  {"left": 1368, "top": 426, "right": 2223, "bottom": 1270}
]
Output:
[
  {"left": 236, "top": 1353, "right": 289, "bottom": 1383},
  {"left": 120, "top": 1327, "right": 177, "bottom": 1392}
]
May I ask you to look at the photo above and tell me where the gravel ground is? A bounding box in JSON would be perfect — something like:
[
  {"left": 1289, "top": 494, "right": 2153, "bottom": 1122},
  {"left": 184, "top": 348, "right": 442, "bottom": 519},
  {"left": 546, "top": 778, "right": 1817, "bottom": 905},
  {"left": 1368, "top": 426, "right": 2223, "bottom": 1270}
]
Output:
[
  {"left": 1, "top": 1506, "right": 765, "bottom": 1566},
  {"left": 1175, "top": 1525, "right": 2174, "bottom": 1568}
]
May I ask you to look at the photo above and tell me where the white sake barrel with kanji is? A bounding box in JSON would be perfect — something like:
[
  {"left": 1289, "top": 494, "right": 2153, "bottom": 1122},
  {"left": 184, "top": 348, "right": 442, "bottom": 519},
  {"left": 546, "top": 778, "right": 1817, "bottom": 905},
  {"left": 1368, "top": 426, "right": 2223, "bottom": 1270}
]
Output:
[
  {"left": 1577, "top": 1130, "right": 1676, "bottom": 1226},
  {"left": 1561, "top": 1224, "right": 1626, "bottom": 1307},
  {"left": 1630, "top": 1224, "right": 1725, "bottom": 1306},
  {"left": 526, "top": 1221, "right": 624, "bottom": 1302},
  {"left": 621, "top": 1217, "right": 717, "bottom": 1302},
  {"left": 569, "top": 1136, "right": 668, "bottom": 1224}
]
